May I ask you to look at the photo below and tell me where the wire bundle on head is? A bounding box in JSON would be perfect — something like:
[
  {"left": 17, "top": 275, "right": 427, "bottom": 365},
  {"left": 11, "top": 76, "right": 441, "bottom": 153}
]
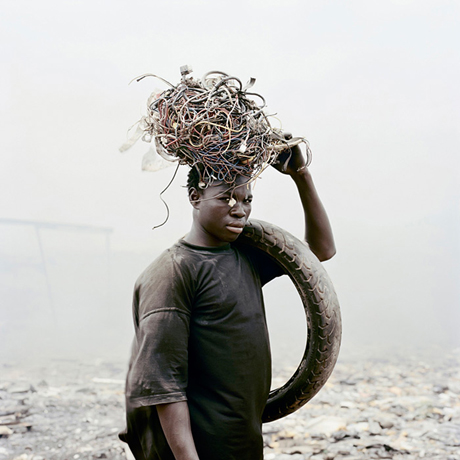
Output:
[{"left": 126, "top": 67, "right": 309, "bottom": 187}]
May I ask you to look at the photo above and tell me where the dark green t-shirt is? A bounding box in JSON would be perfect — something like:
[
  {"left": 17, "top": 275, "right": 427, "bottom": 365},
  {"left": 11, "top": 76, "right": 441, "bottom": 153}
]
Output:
[{"left": 122, "top": 240, "right": 284, "bottom": 460}]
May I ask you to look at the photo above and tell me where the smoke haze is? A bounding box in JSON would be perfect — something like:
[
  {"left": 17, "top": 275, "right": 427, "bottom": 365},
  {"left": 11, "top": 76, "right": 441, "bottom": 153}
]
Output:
[{"left": 1, "top": 0, "right": 459, "bottom": 372}]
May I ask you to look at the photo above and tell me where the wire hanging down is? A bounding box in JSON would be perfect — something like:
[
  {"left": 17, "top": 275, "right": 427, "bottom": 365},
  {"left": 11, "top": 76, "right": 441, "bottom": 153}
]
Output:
[{"left": 151, "top": 163, "right": 181, "bottom": 230}]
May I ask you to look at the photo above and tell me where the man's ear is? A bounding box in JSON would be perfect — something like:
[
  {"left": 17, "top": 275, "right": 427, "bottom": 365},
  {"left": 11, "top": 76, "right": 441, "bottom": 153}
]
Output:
[{"left": 189, "top": 187, "right": 201, "bottom": 209}]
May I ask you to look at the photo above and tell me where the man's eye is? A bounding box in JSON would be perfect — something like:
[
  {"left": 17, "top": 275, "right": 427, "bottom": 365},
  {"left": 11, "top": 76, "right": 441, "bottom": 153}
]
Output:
[{"left": 244, "top": 197, "right": 253, "bottom": 204}]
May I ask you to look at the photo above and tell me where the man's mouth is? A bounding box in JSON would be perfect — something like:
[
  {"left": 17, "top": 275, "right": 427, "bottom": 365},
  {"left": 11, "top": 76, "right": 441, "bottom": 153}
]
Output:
[{"left": 226, "top": 223, "right": 245, "bottom": 234}]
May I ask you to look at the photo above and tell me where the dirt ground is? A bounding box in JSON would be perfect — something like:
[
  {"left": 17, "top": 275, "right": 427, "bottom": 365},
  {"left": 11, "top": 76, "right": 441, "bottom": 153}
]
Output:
[{"left": 1, "top": 348, "right": 459, "bottom": 460}]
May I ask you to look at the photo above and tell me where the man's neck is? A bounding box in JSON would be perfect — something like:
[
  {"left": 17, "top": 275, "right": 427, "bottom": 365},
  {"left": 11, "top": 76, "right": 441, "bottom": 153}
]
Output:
[{"left": 184, "top": 227, "right": 228, "bottom": 248}]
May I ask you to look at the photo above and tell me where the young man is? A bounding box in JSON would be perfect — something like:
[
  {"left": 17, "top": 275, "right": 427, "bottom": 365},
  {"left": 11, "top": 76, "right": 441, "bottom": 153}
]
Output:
[{"left": 120, "top": 143, "right": 335, "bottom": 460}]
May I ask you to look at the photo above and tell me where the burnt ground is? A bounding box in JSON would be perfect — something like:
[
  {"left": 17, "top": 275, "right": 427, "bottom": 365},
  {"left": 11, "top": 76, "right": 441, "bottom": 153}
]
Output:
[{"left": 1, "top": 349, "right": 459, "bottom": 460}]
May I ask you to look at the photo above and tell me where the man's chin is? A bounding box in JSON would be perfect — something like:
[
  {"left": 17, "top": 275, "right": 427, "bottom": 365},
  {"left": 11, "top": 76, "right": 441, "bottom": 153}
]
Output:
[{"left": 223, "top": 232, "right": 241, "bottom": 243}]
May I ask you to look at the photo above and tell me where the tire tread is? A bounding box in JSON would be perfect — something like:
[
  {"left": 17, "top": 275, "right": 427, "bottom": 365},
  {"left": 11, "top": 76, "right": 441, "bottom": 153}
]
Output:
[{"left": 237, "top": 219, "right": 342, "bottom": 423}]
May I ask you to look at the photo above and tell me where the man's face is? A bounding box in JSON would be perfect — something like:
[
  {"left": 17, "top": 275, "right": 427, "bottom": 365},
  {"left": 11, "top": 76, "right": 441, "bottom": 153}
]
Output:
[{"left": 191, "top": 177, "right": 253, "bottom": 247}]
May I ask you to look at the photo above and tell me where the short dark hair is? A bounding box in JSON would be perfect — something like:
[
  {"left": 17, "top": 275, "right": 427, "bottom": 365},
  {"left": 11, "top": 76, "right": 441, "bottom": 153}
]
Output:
[
  {"left": 187, "top": 165, "right": 251, "bottom": 195},
  {"left": 187, "top": 165, "right": 202, "bottom": 193}
]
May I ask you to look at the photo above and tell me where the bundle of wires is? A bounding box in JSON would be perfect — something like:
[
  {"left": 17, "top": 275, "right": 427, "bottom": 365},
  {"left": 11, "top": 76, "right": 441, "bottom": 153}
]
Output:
[{"left": 123, "top": 67, "right": 310, "bottom": 187}]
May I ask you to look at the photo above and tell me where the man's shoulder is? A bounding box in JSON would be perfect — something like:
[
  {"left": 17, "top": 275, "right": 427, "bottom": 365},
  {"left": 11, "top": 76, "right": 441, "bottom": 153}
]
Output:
[
  {"left": 232, "top": 242, "right": 266, "bottom": 266},
  {"left": 134, "top": 240, "right": 200, "bottom": 288},
  {"left": 233, "top": 242, "right": 286, "bottom": 284}
]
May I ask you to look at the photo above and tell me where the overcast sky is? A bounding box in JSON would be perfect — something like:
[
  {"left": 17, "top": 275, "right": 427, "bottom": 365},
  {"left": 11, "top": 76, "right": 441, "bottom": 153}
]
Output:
[{"left": 1, "top": 0, "right": 459, "bottom": 360}]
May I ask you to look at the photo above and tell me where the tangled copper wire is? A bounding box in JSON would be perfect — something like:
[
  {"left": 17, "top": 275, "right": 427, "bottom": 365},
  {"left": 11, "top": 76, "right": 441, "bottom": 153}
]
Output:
[{"left": 135, "top": 70, "right": 297, "bottom": 186}]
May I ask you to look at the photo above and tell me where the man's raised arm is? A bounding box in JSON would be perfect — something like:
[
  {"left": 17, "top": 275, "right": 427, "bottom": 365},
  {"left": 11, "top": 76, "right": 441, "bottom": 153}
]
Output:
[{"left": 273, "top": 139, "right": 336, "bottom": 262}]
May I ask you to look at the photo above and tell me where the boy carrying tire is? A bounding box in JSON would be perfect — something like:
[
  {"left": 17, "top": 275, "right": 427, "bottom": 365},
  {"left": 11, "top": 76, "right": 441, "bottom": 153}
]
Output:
[{"left": 119, "top": 69, "right": 335, "bottom": 460}]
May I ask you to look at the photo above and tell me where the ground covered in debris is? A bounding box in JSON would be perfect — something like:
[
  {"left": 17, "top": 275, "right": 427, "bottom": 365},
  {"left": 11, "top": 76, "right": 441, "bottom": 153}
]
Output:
[{"left": 1, "top": 349, "right": 459, "bottom": 460}]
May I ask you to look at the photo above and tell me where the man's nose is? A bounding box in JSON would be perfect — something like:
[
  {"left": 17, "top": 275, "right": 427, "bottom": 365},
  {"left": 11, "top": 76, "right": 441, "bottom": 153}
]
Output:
[{"left": 230, "top": 201, "right": 246, "bottom": 217}]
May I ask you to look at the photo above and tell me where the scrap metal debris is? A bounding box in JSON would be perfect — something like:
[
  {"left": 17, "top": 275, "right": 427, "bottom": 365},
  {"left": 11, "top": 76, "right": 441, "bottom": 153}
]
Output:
[{"left": 0, "top": 349, "right": 459, "bottom": 459}]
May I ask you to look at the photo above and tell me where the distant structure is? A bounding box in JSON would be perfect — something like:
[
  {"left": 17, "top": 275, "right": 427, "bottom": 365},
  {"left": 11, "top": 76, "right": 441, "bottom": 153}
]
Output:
[{"left": 0, "top": 219, "right": 112, "bottom": 322}]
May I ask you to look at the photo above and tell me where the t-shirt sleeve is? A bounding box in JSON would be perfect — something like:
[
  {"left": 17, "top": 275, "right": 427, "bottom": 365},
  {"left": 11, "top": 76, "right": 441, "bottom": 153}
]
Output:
[
  {"left": 125, "top": 249, "right": 194, "bottom": 408},
  {"left": 243, "top": 245, "right": 286, "bottom": 286}
]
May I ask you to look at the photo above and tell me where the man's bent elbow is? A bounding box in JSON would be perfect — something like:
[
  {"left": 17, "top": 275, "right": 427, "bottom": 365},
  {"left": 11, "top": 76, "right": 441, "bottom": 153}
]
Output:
[
  {"left": 318, "top": 247, "right": 336, "bottom": 262},
  {"left": 312, "top": 243, "right": 336, "bottom": 262}
]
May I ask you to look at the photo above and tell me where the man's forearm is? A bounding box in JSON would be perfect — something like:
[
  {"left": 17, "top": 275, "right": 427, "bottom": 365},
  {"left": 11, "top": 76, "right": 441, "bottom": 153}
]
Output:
[
  {"left": 291, "top": 169, "right": 336, "bottom": 261},
  {"left": 156, "top": 401, "right": 200, "bottom": 460}
]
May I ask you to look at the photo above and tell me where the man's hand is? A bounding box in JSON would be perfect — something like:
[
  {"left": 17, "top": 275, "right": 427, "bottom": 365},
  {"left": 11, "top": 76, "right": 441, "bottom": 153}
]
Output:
[
  {"left": 271, "top": 131, "right": 336, "bottom": 262},
  {"left": 271, "top": 133, "right": 307, "bottom": 177}
]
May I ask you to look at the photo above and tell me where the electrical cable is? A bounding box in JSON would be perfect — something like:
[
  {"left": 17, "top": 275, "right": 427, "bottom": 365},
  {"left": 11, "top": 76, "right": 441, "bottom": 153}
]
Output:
[
  {"left": 152, "top": 162, "right": 180, "bottom": 230},
  {"left": 127, "top": 68, "right": 311, "bottom": 187}
]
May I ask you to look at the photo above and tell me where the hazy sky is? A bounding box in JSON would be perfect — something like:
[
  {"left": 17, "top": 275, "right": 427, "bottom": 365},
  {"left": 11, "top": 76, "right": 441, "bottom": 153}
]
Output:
[{"left": 1, "top": 0, "right": 459, "bottom": 359}]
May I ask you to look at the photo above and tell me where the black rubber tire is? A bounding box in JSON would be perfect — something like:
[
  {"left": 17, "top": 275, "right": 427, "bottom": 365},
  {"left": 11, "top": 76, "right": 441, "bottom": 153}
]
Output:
[{"left": 237, "top": 219, "right": 342, "bottom": 423}]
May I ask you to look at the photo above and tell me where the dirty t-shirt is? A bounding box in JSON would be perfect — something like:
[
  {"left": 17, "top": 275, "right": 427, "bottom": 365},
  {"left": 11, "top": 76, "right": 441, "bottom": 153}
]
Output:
[{"left": 122, "top": 240, "right": 284, "bottom": 460}]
